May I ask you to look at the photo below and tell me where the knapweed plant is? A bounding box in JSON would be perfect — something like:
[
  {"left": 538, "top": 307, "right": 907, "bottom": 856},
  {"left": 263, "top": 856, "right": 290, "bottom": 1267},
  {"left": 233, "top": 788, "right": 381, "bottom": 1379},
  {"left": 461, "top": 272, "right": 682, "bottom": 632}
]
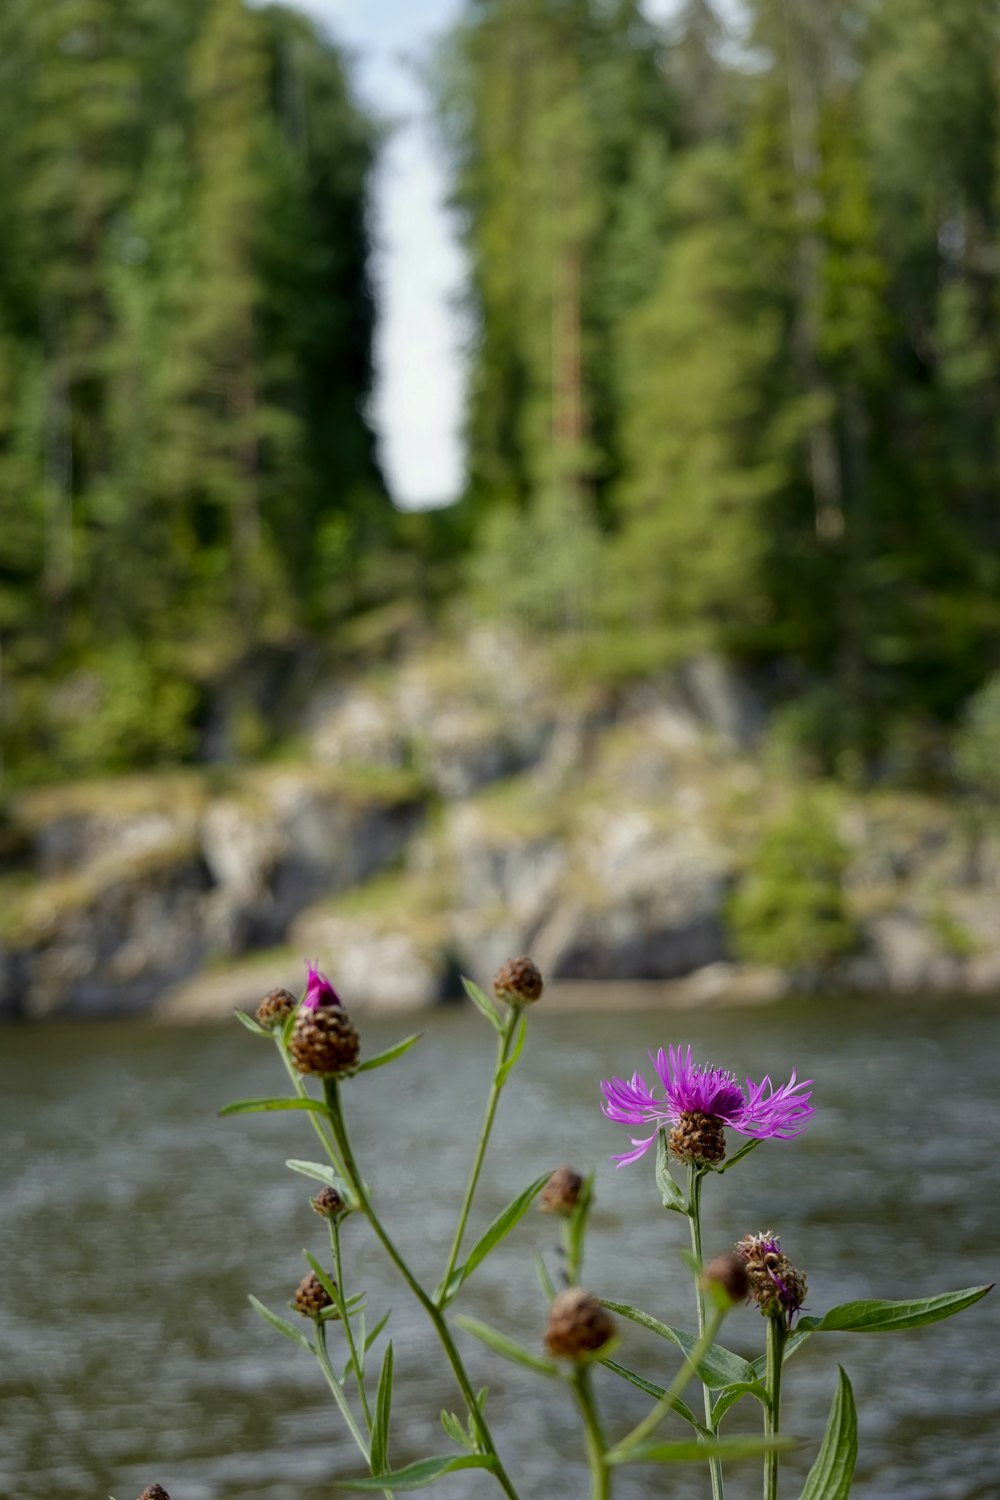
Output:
[{"left": 205, "top": 959, "right": 991, "bottom": 1500}]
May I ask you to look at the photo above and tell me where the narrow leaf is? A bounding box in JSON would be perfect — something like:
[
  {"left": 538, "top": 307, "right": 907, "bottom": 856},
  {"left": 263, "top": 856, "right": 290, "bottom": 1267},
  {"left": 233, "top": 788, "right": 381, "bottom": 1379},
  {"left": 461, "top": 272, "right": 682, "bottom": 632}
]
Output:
[
  {"left": 335, "top": 1454, "right": 496, "bottom": 1490},
  {"left": 798, "top": 1367, "right": 857, "bottom": 1500},
  {"left": 370, "top": 1342, "right": 393, "bottom": 1476},
  {"left": 285, "top": 1159, "right": 352, "bottom": 1195},
  {"left": 496, "top": 1012, "right": 527, "bottom": 1087},
  {"left": 813, "top": 1285, "right": 993, "bottom": 1333},
  {"left": 355, "top": 1033, "right": 425, "bottom": 1074},
  {"left": 441, "top": 1409, "right": 474, "bottom": 1451},
  {"left": 600, "top": 1299, "right": 755, "bottom": 1388},
  {"left": 712, "top": 1379, "right": 770, "bottom": 1425},
  {"left": 220, "top": 1096, "right": 331, "bottom": 1118},
  {"left": 709, "top": 1138, "right": 762, "bottom": 1173},
  {"left": 461, "top": 976, "right": 503, "bottom": 1032},
  {"left": 233, "top": 1008, "right": 272, "bottom": 1037},
  {"left": 600, "top": 1357, "right": 707, "bottom": 1433},
  {"left": 304, "top": 1251, "right": 339, "bottom": 1307},
  {"left": 365, "top": 1309, "right": 392, "bottom": 1353},
  {"left": 655, "top": 1130, "right": 686, "bottom": 1213},
  {"left": 248, "top": 1294, "right": 313, "bottom": 1353},
  {"left": 455, "top": 1314, "right": 560, "bottom": 1378},
  {"left": 460, "top": 1172, "right": 550, "bottom": 1284},
  {"left": 611, "top": 1434, "right": 796, "bottom": 1467},
  {"left": 534, "top": 1250, "right": 557, "bottom": 1302}
]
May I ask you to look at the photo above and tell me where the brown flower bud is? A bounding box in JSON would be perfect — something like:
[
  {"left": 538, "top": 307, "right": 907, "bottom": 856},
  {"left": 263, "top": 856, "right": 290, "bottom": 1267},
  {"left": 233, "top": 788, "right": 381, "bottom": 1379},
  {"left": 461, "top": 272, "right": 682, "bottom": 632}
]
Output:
[
  {"left": 311, "top": 1186, "right": 347, "bottom": 1220},
  {"left": 493, "top": 955, "right": 544, "bottom": 1007},
  {"left": 544, "top": 1288, "right": 615, "bottom": 1360},
  {"left": 668, "top": 1110, "right": 727, "bottom": 1165},
  {"left": 255, "top": 987, "right": 297, "bottom": 1029},
  {"left": 289, "top": 1005, "right": 360, "bottom": 1076},
  {"left": 540, "top": 1165, "right": 584, "bottom": 1217},
  {"left": 137, "top": 1488, "right": 170, "bottom": 1500},
  {"left": 736, "top": 1231, "right": 808, "bottom": 1327},
  {"left": 702, "top": 1251, "right": 751, "bottom": 1305},
  {"left": 293, "top": 1270, "right": 335, "bottom": 1318}
]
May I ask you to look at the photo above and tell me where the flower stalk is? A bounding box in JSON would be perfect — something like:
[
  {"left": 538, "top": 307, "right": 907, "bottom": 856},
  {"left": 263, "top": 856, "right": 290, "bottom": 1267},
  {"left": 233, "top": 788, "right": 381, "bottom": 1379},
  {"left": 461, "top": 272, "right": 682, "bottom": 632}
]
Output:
[
  {"left": 764, "top": 1315, "right": 786, "bottom": 1500},
  {"left": 688, "top": 1165, "right": 725, "bottom": 1500},
  {"left": 572, "top": 1366, "right": 611, "bottom": 1500}
]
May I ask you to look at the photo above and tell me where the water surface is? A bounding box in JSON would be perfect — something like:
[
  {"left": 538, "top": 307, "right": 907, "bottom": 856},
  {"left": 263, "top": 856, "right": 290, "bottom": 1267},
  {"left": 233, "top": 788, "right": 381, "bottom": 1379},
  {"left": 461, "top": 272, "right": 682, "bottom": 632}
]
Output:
[{"left": 1, "top": 997, "right": 997, "bottom": 1499}]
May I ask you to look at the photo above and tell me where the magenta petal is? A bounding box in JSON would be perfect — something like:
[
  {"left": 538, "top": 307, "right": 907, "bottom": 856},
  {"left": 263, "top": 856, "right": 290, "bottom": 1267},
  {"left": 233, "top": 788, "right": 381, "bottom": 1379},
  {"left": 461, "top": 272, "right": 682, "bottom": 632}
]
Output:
[
  {"left": 303, "top": 961, "right": 342, "bottom": 1010},
  {"left": 612, "top": 1132, "right": 658, "bottom": 1166}
]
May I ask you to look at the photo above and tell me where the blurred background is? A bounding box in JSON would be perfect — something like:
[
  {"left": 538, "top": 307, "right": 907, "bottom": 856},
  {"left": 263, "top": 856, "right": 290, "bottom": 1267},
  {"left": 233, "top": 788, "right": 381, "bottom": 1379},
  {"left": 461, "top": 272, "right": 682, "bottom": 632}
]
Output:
[{"left": 0, "top": 1, "right": 998, "bottom": 1493}]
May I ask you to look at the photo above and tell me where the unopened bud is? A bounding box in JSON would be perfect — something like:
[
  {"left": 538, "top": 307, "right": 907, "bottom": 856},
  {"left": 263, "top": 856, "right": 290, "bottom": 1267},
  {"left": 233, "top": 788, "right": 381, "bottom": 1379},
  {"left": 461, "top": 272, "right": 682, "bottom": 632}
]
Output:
[
  {"left": 540, "top": 1165, "right": 584, "bottom": 1217},
  {"left": 289, "top": 1005, "right": 360, "bottom": 1076},
  {"left": 736, "top": 1231, "right": 808, "bottom": 1327},
  {"left": 702, "top": 1252, "right": 750, "bottom": 1305},
  {"left": 255, "top": 987, "right": 297, "bottom": 1030},
  {"left": 137, "top": 1488, "right": 170, "bottom": 1500},
  {"left": 544, "top": 1288, "right": 615, "bottom": 1360},
  {"left": 493, "top": 955, "right": 544, "bottom": 1007},
  {"left": 293, "top": 1270, "right": 335, "bottom": 1318},
  {"left": 311, "top": 1186, "right": 347, "bottom": 1220}
]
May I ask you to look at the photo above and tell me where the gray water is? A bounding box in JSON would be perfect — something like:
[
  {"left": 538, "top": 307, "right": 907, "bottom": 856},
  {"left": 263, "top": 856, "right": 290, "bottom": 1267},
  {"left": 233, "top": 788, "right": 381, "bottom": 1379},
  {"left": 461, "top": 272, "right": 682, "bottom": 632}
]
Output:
[{"left": 1, "top": 998, "right": 998, "bottom": 1500}]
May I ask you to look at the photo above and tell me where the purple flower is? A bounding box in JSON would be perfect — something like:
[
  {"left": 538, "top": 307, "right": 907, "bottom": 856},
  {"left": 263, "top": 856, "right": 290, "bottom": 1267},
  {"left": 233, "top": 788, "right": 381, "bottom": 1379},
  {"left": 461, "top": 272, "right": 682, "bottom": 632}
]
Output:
[
  {"left": 736, "top": 1231, "right": 808, "bottom": 1327},
  {"left": 600, "top": 1045, "right": 814, "bottom": 1166},
  {"left": 302, "top": 961, "right": 342, "bottom": 1011}
]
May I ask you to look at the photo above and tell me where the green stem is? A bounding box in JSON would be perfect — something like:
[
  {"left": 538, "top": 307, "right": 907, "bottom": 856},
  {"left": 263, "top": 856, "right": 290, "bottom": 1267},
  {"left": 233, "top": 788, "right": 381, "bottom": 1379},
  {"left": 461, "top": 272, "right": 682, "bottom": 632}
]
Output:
[
  {"left": 273, "top": 1032, "right": 347, "bottom": 1177},
  {"left": 331, "top": 1218, "right": 373, "bottom": 1430},
  {"left": 315, "top": 1322, "right": 396, "bottom": 1500},
  {"left": 323, "top": 1079, "right": 521, "bottom": 1500},
  {"left": 764, "top": 1316, "right": 786, "bottom": 1500},
  {"left": 688, "top": 1166, "right": 725, "bottom": 1500},
  {"left": 573, "top": 1366, "right": 611, "bottom": 1500},
  {"left": 440, "top": 1007, "right": 520, "bottom": 1297}
]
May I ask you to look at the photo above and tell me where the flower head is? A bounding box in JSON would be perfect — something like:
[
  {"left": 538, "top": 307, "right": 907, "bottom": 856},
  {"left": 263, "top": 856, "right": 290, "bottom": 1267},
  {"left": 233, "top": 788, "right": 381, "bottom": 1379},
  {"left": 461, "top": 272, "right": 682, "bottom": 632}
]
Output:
[
  {"left": 303, "top": 961, "right": 342, "bottom": 1011},
  {"left": 736, "top": 1231, "right": 808, "bottom": 1327},
  {"left": 600, "top": 1045, "right": 813, "bottom": 1166}
]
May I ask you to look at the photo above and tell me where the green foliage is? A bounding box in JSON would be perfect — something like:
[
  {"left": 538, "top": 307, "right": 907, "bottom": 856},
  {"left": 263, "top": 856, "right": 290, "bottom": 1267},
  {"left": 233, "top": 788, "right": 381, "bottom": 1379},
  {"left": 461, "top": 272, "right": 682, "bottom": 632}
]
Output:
[
  {"left": 954, "top": 674, "right": 1000, "bottom": 800},
  {"left": 727, "top": 795, "right": 859, "bottom": 970}
]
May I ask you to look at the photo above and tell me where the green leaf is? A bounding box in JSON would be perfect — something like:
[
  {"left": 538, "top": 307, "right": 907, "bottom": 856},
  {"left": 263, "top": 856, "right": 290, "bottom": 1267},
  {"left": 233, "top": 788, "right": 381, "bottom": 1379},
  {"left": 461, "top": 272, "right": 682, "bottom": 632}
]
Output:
[
  {"left": 233, "top": 1008, "right": 272, "bottom": 1037},
  {"left": 370, "top": 1342, "right": 393, "bottom": 1476},
  {"left": 798, "top": 1367, "right": 857, "bottom": 1500},
  {"left": 441, "top": 1408, "right": 474, "bottom": 1451},
  {"left": 496, "top": 1011, "right": 527, "bottom": 1087},
  {"left": 611, "top": 1434, "right": 796, "bottom": 1467},
  {"left": 712, "top": 1379, "right": 770, "bottom": 1424},
  {"left": 304, "top": 1251, "right": 339, "bottom": 1308},
  {"left": 812, "top": 1285, "right": 993, "bottom": 1333},
  {"left": 456, "top": 1172, "right": 551, "bottom": 1298},
  {"left": 709, "top": 1137, "right": 762, "bottom": 1173},
  {"left": 455, "top": 1314, "right": 561, "bottom": 1378},
  {"left": 365, "top": 1309, "right": 392, "bottom": 1353},
  {"left": 285, "top": 1159, "right": 352, "bottom": 1195},
  {"left": 335, "top": 1454, "right": 496, "bottom": 1490},
  {"left": 220, "top": 1096, "right": 331, "bottom": 1118},
  {"left": 600, "top": 1357, "right": 707, "bottom": 1433},
  {"left": 533, "top": 1250, "right": 558, "bottom": 1302},
  {"left": 462, "top": 976, "right": 503, "bottom": 1032},
  {"left": 355, "top": 1032, "right": 425, "bottom": 1073},
  {"left": 564, "top": 1171, "right": 595, "bottom": 1278},
  {"left": 599, "top": 1299, "right": 755, "bottom": 1388},
  {"left": 248, "top": 1293, "right": 313, "bottom": 1353},
  {"left": 655, "top": 1130, "right": 686, "bottom": 1213}
]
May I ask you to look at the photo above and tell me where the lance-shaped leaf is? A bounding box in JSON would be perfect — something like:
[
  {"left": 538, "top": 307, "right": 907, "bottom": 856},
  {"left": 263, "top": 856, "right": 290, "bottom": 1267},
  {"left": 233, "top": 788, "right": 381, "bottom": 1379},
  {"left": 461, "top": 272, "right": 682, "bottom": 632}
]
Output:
[
  {"left": 712, "top": 1378, "right": 770, "bottom": 1425},
  {"left": 655, "top": 1130, "right": 686, "bottom": 1213},
  {"left": 707, "top": 1137, "right": 761, "bottom": 1174},
  {"left": 609, "top": 1434, "right": 796, "bottom": 1466},
  {"left": 798, "top": 1367, "right": 857, "bottom": 1500},
  {"left": 809, "top": 1285, "right": 993, "bottom": 1333},
  {"left": 354, "top": 1033, "right": 425, "bottom": 1074},
  {"left": 220, "top": 1096, "right": 331, "bottom": 1118},
  {"left": 335, "top": 1453, "right": 497, "bottom": 1490},
  {"left": 455, "top": 1314, "right": 561, "bottom": 1378},
  {"left": 285, "top": 1159, "right": 352, "bottom": 1196},
  {"left": 462, "top": 976, "right": 503, "bottom": 1031},
  {"left": 600, "top": 1357, "right": 707, "bottom": 1433},
  {"left": 441, "top": 1408, "right": 474, "bottom": 1451},
  {"left": 435, "top": 1172, "right": 550, "bottom": 1306},
  {"left": 248, "top": 1294, "right": 313, "bottom": 1353},
  {"left": 600, "top": 1299, "right": 755, "bottom": 1387},
  {"left": 233, "top": 1008, "right": 273, "bottom": 1037},
  {"left": 370, "top": 1342, "right": 394, "bottom": 1476}
]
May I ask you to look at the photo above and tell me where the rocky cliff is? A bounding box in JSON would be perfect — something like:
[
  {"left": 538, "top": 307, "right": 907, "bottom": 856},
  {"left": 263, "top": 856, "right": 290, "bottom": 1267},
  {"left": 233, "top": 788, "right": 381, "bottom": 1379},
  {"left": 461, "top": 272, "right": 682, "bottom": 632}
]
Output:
[{"left": 2, "top": 630, "right": 998, "bottom": 1018}]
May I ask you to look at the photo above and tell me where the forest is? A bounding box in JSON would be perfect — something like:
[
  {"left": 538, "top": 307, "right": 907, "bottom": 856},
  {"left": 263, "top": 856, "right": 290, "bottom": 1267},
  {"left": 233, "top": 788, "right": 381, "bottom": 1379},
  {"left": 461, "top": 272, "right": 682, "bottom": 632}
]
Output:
[{"left": 2, "top": 0, "right": 999, "bottom": 790}]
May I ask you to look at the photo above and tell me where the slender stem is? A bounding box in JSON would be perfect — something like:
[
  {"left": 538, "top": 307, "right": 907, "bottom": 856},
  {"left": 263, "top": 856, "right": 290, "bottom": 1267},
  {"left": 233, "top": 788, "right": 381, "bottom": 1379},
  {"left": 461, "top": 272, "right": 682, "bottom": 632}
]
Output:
[
  {"left": 573, "top": 1366, "right": 611, "bottom": 1500},
  {"left": 440, "top": 1007, "right": 520, "bottom": 1296},
  {"left": 764, "top": 1316, "right": 786, "bottom": 1500},
  {"left": 688, "top": 1165, "right": 725, "bottom": 1500},
  {"left": 331, "top": 1219, "right": 373, "bottom": 1429},
  {"left": 273, "top": 1033, "right": 347, "bottom": 1177},
  {"left": 323, "top": 1079, "right": 521, "bottom": 1500}
]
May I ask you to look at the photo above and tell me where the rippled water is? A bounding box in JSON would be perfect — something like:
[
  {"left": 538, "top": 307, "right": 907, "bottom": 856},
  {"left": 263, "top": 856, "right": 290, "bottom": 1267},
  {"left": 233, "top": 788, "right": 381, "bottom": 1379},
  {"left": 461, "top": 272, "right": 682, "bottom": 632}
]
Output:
[{"left": 1, "top": 997, "right": 998, "bottom": 1500}]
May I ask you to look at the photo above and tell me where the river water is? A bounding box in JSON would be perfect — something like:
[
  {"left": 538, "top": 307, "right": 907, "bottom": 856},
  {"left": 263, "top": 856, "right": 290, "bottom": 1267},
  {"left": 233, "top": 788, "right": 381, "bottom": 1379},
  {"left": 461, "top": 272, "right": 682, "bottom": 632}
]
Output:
[{"left": 1, "top": 997, "right": 997, "bottom": 1500}]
